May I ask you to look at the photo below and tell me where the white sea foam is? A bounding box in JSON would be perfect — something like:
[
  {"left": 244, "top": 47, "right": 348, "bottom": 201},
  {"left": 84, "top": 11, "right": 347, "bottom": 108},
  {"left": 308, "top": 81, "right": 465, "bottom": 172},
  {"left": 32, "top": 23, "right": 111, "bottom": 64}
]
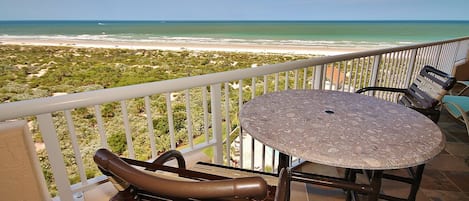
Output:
[{"left": 0, "top": 33, "right": 410, "bottom": 49}]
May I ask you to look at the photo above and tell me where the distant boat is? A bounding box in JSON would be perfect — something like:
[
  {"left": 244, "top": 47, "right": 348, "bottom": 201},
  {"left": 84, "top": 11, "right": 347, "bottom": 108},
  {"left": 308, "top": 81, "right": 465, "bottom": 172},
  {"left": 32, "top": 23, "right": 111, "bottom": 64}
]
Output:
[{"left": 98, "top": 22, "right": 105, "bottom": 25}]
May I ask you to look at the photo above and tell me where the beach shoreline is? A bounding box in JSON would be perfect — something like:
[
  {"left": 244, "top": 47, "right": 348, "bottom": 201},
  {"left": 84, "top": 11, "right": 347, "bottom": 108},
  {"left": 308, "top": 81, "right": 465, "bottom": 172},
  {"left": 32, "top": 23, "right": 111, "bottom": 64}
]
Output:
[{"left": 0, "top": 38, "right": 371, "bottom": 56}]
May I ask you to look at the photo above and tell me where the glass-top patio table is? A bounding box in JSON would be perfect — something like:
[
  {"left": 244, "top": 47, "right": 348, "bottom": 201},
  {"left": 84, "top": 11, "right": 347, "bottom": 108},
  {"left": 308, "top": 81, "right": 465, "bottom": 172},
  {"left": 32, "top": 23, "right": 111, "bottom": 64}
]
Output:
[{"left": 239, "top": 90, "right": 445, "bottom": 201}]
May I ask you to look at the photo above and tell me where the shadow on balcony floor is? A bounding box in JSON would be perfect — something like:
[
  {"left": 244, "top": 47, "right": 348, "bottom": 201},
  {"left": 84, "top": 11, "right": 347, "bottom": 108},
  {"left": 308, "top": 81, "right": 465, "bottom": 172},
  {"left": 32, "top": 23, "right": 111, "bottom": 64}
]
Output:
[{"left": 84, "top": 109, "right": 469, "bottom": 201}]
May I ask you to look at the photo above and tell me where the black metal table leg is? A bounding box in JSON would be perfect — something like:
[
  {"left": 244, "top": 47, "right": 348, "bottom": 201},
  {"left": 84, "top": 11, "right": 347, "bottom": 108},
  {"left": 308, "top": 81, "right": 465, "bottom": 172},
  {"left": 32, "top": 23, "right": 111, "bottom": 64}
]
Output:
[
  {"left": 407, "top": 164, "right": 425, "bottom": 201},
  {"left": 278, "top": 152, "right": 290, "bottom": 175},
  {"left": 368, "top": 170, "right": 383, "bottom": 201}
]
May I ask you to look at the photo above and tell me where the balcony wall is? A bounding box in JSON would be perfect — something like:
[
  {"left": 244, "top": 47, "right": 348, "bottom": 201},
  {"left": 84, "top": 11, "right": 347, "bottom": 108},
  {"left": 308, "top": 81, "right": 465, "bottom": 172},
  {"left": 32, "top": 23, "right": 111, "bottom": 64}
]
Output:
[{"left": 0, "top": 36, "right": 468, "bottom": 200}]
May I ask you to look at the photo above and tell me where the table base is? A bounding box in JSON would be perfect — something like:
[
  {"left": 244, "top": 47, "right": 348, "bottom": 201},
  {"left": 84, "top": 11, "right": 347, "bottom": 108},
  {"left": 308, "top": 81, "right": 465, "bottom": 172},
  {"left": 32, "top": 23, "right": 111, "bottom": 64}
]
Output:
[{"left": 279, "top": 153, "right": 425, "bottom": 201}]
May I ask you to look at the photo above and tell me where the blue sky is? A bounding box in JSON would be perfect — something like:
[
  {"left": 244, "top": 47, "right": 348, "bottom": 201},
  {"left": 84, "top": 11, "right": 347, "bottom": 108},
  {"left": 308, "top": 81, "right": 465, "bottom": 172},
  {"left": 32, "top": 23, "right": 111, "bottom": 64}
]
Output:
[{"left": 0, "top": 0, "right": 468, "bottom": 21}]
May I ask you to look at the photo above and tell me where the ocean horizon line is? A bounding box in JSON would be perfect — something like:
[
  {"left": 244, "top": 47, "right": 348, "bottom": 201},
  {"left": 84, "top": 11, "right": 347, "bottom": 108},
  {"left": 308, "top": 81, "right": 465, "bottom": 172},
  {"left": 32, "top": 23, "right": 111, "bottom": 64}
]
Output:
[{"left": 1, "top": 19, "right": 469, "bottom": 23}]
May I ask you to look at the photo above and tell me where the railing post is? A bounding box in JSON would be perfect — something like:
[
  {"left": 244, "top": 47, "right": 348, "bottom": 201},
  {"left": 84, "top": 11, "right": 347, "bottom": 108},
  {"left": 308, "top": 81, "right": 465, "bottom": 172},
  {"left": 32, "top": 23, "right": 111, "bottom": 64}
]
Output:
[
  {"left": 404, "top": 49, "right": 418, "bottom": 87},
  {"left": 210, "top": 84, "right": 223, "bottom": 164},
  {"left": 37, "top": 113, "right": 74, "bottom": 201},
  {"left": 369, "top": 55, "right": 382, "bottom": 96},
  {"left": 313, "top": 65, "right": 325, "bottom": 90}
]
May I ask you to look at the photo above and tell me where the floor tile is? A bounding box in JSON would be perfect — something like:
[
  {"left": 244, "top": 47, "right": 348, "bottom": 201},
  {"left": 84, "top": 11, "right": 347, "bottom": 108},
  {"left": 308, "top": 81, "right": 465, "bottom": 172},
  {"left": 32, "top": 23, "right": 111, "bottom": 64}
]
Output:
[
  {"left": 426, "top": 154, "right": 469, "bottom": 172},
  {"left": 420, "top": 169, "right": 459, "bottom": 191},
  {"left": 445, "top": 142, "right": 469, "bottom": 158},
  {"left": 306, "top": 184, "right": 346, "bottom": 201},
  {"left": 442, "top": 131, "right": 461, "bottom": 143},
  {"left": 421, "top": 189, "right": 469, "bottom": 201},
  {"left": 451, "top": 131, "right": 469, "bottom": 143},
  {"left": 443, "top": 171, "right": 469, "bottom": 192},
  {"left": 290, "top": 181, "right": 309, "bottom": 201}
]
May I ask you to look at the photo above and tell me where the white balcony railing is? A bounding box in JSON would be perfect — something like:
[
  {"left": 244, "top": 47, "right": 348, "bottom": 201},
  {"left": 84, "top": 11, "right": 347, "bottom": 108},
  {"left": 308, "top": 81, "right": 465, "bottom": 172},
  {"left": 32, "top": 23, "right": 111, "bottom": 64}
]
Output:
[{"left": 0, "top": 36, "right": 468, "bottom": 201}]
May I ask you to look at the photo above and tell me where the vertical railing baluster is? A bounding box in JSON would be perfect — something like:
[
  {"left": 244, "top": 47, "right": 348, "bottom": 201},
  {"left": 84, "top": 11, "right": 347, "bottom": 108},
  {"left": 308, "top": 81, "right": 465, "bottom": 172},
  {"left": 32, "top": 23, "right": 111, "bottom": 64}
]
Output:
[
  {"left": 37, "top": 113, "right": 74, "bottom": 201},
  {"left": 303, "top": 68, "right": 308, "bottom": 89},
  {"left": 272, "top": 149, "right": 276, "bottom": 173},
  {"left": 369, "top": 55, "right": 382, "bottom": 96},
  {"left": 274, "top": 73, "right": 279, "bottom": 91},
  {"left": 144, "top": 96, "right": 157, "bottom": 158},
  {"left": 262, "top": 76, "right": 267, "bottom": 169},
  {"left": 384, "top": 53, "right": 393, "bottom": 100},
  {"left": 252, "top": 77, "right": 257, "bottom": 98},
  {"left": 433, "top": 44, "right": 443, "bottom": 67},
  {"left": 94, "top": 105, "right": 107, "bottom": 148},
  {"left": 314, "top": 64, "right": 325, "bottom": 90},
  {"left": 238, "top": 80, "right": 244, "bottom": 168},
  {"left": 165, "top": 93, "right": 176, "bottom": 150},
  {"left": 328, "top": 64, "right": 335, "bottom": 90},
  {"left": 224, "top": 83, "right": 231, "bottom": 166},
  {"left": 210, "top": 84, "right": 223, "bottom": 164},
  {"left": 261, "top": 144, "right": 266, "bottom": 172},
  {"left": 251, "top": 137, "right": 255, "bottom": 170},
  {"left": 345, "top": 59, "right": 352, "bottom": 92},
  {"left": 202, "top": 87, "right": 209, "bottom": 143},
  {"left": 185, "top": 89, "right": 194, "bottom": 149},
  {"left": 121, "top": 100, "right": 135, "bottom": 158},
  {"left": 284, "top": 71, "right": 289, "bottom": 90},
  {"left": 64, "top": 110, "right": 87, "bottom": 185},
  {"left": 294, "top": 69, "right": 299, "bottom": 89}
]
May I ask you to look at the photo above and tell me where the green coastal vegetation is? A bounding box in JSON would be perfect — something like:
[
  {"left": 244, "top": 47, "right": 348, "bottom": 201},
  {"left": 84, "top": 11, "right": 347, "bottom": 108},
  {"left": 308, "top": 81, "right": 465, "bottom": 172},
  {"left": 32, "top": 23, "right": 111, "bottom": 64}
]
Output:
[{"left": 0, "top": 44, "right": 312, "bottom": 195}]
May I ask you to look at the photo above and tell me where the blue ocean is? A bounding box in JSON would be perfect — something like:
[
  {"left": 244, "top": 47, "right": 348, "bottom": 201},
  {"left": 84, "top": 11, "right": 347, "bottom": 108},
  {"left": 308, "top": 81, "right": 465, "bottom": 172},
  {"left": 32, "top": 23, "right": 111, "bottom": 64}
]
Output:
[{"left": 1, "top": 20, "right": 468, "bottom": 48}]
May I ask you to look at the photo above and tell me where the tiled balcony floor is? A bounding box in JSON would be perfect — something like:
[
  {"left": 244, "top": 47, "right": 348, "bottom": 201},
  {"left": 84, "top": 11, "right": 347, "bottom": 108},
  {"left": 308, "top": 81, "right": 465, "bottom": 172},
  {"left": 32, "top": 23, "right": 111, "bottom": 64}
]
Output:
[{"left": 84, "top": 109, "right": 469, "bottom": 201}]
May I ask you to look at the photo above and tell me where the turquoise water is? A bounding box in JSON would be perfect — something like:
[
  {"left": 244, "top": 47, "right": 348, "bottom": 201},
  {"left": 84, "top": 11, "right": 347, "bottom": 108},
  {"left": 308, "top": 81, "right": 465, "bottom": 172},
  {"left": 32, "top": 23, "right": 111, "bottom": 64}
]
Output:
[{"left": 1, "top": 21, "right": 468, "bottom": 48}]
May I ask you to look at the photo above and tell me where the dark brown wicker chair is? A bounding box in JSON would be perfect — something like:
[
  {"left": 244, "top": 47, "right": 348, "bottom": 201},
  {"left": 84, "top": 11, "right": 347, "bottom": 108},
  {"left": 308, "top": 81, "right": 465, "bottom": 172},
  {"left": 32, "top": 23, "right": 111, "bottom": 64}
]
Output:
[
  {"left": 94, "top": 148, "right": 291, "bottom": 201},
  {"left": 356, "top": 65, "right": 456, "bottom": 122}
]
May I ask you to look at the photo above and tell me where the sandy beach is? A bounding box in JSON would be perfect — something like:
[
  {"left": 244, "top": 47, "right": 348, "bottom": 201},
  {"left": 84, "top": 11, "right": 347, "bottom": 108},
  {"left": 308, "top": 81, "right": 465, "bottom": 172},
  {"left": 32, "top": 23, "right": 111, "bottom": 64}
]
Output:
[{"left": 0, "top": 38, "right": 370, "bottom": 56}]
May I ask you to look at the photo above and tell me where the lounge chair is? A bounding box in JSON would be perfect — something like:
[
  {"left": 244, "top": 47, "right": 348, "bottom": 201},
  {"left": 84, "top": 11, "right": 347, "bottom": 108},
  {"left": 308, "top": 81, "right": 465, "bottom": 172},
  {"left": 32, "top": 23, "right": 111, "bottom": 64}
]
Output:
[
  {"left": 442, "top": 95, "right": 469, "bottom": 134},
  {"left": 94, "top": 148, "right": 291, "bottom": 201},
  {"left": 356, "top": 65, "right": 456, "bottom": 122}
]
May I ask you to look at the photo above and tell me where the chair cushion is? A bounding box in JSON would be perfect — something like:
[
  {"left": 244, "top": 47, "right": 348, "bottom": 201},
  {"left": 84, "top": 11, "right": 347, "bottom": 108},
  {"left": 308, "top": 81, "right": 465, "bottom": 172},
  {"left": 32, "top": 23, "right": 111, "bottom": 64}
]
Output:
[{"left": 442, "top": 95, "right": 469, "bottom": 118}]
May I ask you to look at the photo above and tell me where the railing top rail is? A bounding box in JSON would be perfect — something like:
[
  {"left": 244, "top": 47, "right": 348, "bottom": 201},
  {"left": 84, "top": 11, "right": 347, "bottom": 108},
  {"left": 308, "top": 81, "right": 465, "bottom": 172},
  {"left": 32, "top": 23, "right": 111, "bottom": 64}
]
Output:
[{"left": 1, "top": 36, "right": 468, "bottom": 121}]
